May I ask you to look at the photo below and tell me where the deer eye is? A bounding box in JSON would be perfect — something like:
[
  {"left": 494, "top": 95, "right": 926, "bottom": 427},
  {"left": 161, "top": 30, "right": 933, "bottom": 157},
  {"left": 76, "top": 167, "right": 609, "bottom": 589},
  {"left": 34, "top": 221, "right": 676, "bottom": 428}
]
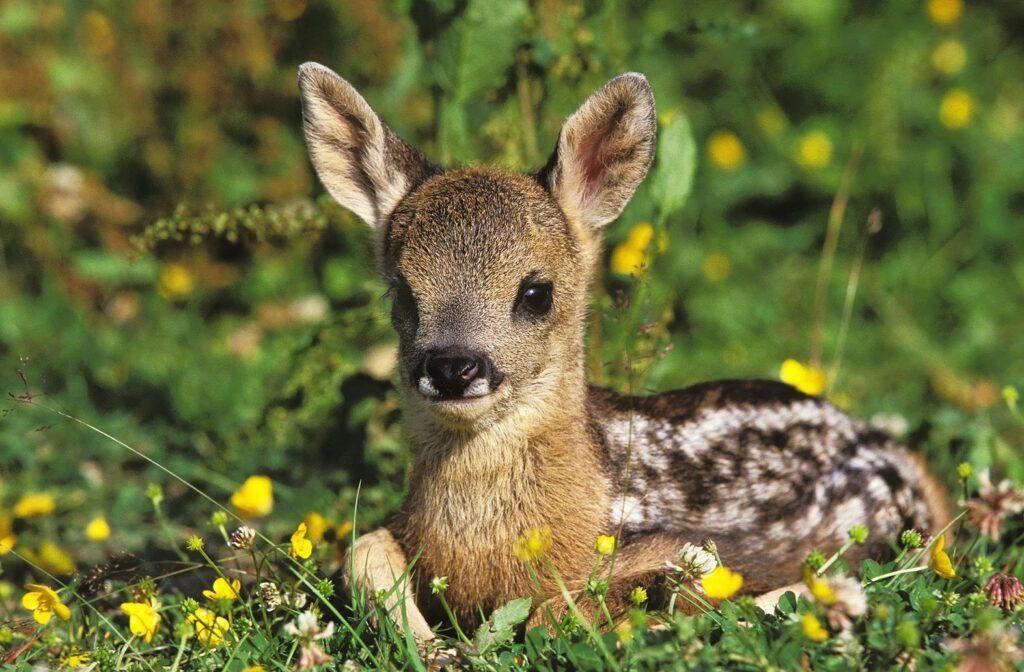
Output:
[{"left": 515, "top": 280, "right": 553, "bottom": 317}]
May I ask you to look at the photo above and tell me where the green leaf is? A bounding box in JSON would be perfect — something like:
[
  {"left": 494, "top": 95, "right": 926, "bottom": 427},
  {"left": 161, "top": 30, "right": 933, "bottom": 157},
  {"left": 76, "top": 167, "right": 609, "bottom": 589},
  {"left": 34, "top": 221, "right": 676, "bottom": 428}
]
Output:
[
  {"left": 434, "top": 0, "right": 528, "bottom": 101},
  {"left": 473, "top": 597, "right": 532, "bottom": 653},
  {"left": 650, "top": 109, "right": 696, "bottom": 221}
]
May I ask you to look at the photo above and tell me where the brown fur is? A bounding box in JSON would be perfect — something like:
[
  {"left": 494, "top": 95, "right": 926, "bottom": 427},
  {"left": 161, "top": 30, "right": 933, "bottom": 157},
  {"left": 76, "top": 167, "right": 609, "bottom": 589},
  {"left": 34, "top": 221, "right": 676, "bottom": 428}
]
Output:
[{"left": 298, "top": 63, "right": 949, "bottom": 639}]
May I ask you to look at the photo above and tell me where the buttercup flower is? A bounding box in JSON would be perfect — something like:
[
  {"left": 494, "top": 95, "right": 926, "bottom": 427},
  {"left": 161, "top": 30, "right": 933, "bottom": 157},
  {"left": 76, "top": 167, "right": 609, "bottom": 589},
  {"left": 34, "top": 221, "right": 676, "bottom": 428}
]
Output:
[
  {"left": 188, "top": 607, "right": 230, "bottom": 647},
  {"left": 120, "top": 599, "right": 161, "bottom": 643},
  {"left": 24, "top": 542, "right": 75, "bottom": 575},
  {"left": 930, "top": 534, "right": 956, "bottom": 579},
  {"left": 0, "top": 511, "right": 16, "bottom": 555},
  {"left": 801, "top": 613, "right": 829, "bottom": 642},
  {"left": 707, "top": 130, "right": 746, "bottom": 171},
  {"left": 14, "top": 492, "right": 55, "bottom": 518},
  {"left": 63, "top": 650, "right": 91, "bottom": 668},
  {"left": 85, "top": 516, "right": 111, "bottom": 541},
  {"left": 158, "top": 263, "right": 195, "bottom": 300},
  {"left": 595, "top": 534, "right": 616, "bottom": 556},
  {"left": 514, "top": 526, "right": 552, "bottom": 562},
  {"left": 303, "top": 512, "right": 329, "bottom": 543},
  {"left": 701, "top": 565, "right": 744, "bottom": 600},
  {"left": 231, "top": 475, "right": 274, "bottom": 518},
  {"left": 965, "top": 469, "right": 1024, "bottom": 540},
  {"left": 780, "top": 359, "right": 827, "bottom": 396},
  {"left": 22, "top": 584, "right": 71, "bottom": 625},
  {"left": 795, "top": 131, "right": 832, "bottom": 169},
  {"left": 932, "top": 39, "right": 967, "bottom": 75},
  {"left": 927, "top": 0, "right": 962, "bottom": 25},
  {"left": 609, "top": 222, "right": 665, "bottom": 277},
  {"left": 203, "top": 577, "right": 241, "bottom": 602},
  {"left": 939, "top": 89, "right": 975, "bottom": 129},
  {"left": 290, "top": 523, "right": 313, "bottom": 559}
]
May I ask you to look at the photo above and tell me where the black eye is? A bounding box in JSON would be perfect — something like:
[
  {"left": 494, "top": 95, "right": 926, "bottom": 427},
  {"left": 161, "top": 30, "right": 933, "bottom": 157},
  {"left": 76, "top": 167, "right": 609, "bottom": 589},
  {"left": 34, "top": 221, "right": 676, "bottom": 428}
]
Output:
[{"left": 516, "top": 281, "right": 553, "bottom": 317}]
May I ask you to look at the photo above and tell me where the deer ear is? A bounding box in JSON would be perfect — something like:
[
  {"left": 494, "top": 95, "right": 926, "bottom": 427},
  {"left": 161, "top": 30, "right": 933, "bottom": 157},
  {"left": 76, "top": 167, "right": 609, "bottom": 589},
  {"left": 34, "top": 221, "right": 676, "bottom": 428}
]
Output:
[
  {"left": 298, "top": 62, "right": 436, "bottom": 229},
  {"left": 540, "top": 73, "right": 657, "bottom": 232}
]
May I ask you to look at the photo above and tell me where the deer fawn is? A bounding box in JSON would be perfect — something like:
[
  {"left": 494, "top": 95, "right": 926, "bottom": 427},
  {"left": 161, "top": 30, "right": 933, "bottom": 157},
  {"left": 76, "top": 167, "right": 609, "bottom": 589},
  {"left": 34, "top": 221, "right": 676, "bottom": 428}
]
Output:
[{"left": 297, "top": 62, "right": 950, "bottom": 641}]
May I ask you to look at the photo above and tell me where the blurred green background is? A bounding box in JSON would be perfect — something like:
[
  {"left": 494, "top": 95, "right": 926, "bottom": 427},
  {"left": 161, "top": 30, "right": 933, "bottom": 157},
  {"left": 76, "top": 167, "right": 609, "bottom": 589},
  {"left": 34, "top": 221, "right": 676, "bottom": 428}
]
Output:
[{"left": 1, "top": 0, "right": 1022, "bottom": 579}]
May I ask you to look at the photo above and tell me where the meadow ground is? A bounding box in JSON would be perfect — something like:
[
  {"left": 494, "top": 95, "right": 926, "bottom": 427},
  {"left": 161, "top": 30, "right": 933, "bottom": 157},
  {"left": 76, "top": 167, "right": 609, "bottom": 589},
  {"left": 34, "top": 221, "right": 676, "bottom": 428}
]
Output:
[{"left": 1, "top": 0, "right": 1023, "bottom": 669}]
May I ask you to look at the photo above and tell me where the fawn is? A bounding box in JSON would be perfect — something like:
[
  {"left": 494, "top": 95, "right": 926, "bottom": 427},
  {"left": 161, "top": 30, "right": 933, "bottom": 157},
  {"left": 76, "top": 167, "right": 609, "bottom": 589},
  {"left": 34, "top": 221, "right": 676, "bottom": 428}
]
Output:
[{"left": 297, "top": 62, "right": 950, "bottom": 640}]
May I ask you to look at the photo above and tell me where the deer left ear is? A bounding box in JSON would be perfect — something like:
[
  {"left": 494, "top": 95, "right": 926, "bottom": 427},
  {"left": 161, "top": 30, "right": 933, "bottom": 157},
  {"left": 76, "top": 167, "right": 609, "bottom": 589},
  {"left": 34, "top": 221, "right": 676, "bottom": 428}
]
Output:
[{"left": 539, "top": 73, "right": 657, "bottom": 232}]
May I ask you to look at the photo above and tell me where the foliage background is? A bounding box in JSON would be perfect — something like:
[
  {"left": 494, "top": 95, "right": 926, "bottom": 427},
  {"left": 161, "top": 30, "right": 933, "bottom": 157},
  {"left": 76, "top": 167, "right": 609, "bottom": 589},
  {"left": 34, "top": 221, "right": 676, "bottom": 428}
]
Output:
[{"left": 0, "top": 0, "right": 1023, "bottom": 665}]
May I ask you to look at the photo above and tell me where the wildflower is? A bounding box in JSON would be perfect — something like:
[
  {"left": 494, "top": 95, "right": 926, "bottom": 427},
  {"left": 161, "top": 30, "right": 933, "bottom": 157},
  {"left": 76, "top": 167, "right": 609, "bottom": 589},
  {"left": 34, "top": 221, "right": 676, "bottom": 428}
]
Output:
[
  {"left": 14, "top": 492, "right": 55, "bottom": 518},
  {"left": 615, "top": 621, "right": 633, "bottom": 645},
  {"left": 932, "top": 39, "right": 967, "bottom": 75},
  {"left": 259, "top": 582, "right": 283, "bottom": 611},
  {"left": 290, "top": 523, "right": 313, "bottom": 559},
  {"left": 957, "top": 462, "right": 973, "bottom": 480},
  {"left": 186, "top": 535, "right": 204, "bottom": 552},
  {"left": 848, "top": 524, "right": 869, "bottom": 544},
  {"left": 0, "top": 512, "right": 17, "bottom": 555},
  {"left": 901, "top": 529, "right": 924, "bottom": 549},
  {"left": 120, "top": 599, "right": 161, "bottom": 643},
  {"left": 210, "top": 510, "right": 229, "bottom": 526},
  {"left": 230, "top": 475, "right": 274, "bottom": 518},
  {"left": 595, "top": 534, "right": 616, "bottom": 556},
  {"left": 804, "top": 568, "right": 837, "bottom": 605},
  {"left": 24, "top": 542, "right": 75, "bottom": 575},
  {"left": 203, "top": 577, "right": 241, "bottom": 602},
  {"left": 514, "top": 527, "right": 552, "bottom": 562},
  {"left": 1004, "top": 385, "right": 1019, "bottom": 411},
  {"left": 22, "top": 584, "right": 71, "bottom": 625},
  {"left": 701, "top": 565, "right": 743, "bottom": 600},
  {"left": 667, "top": 542, "right": 718, "bottom": 582},
  {"left": 985, "top": 573, "right": 1023, "bottom": 612},
  {"left": 242, "top": 667, "right": 266, "bottom": 672},
  {"left": 158, "top": 263, "right": 195, "bottom": 300},
  {"left": 630, "top": 586, "right": 648, "bottom": 605},
  {"left": 430, "top": 576, "right": 449, "bottom": 595},
  {"left": 780, "top": 359, "right": 827, "bottom": 396},
  {"left": 927, "top": 0, "right": 962, "bottom": 25},
  {"left": 939, "top": 89, "right": 975, "bottom": 129},
  {"left": 609, "top": 222, "right": 664, "bottom": 277},
  {"left": 801, "top": 613, "right": 829, "bottom": 642},
  {"left": 285, "top": 611, "right": 335, "bottom": 670},
  {"left": 965, "top": 469, "right": 1024, "bottom": 540},
  {"left": 63, "top": 650, "right": 91, "bottom": 667},
  {"left": 85, "top": 516, "right": 111, "bottom": 541},
  {"left": 929, "top": 534, "right": 956, "bottom": 579},
  {"left": 303, "top": 512, "right": 330, "bottom": 543},
  {"left": 188, "top": 607, "right": 230, "bottom": 647},
  {"left": 229, "top": 525, "right": 256, "bottom": 550},
  {"left": 706, "top": 131, "right": 746, "bottom": 171},
  {"left": 795, "top": 131, "right": 832, "bottom": 169},
  {"left": 700, "top": 252, "right": 732, "bottom": 282},
  {"left": 824, "top": 575, "right": 868, "bottom": 631}
]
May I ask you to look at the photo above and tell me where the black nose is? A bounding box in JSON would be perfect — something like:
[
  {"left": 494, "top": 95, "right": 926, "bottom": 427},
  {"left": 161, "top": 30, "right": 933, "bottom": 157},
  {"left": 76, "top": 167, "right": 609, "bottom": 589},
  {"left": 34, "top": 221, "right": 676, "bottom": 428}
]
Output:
[{"left": 422, "top": 349, "right": 489, "bottom": 398}]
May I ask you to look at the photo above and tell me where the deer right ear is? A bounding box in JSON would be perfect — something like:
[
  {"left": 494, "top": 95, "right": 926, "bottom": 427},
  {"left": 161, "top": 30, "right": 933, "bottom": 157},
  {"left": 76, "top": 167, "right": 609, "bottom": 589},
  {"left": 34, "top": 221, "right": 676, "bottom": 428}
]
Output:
[
  {"left": 298, "top": 62, "right": 436, "bottom": 229},
  {"left": 539, "top": 73, "right": 657, "bottom": 233}
]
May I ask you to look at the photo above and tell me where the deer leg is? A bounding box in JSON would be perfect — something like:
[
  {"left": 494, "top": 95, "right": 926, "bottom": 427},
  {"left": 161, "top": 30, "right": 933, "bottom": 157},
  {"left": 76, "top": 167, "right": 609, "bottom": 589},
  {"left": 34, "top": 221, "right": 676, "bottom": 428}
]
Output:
[{"left": 344, "top": 527, "right": 435, "bottom": 642}]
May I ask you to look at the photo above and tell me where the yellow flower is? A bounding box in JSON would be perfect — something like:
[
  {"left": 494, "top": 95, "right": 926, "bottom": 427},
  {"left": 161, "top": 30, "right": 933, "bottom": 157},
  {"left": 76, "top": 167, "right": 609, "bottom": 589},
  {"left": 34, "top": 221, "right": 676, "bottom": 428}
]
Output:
[
  {"left": 780, "top": 359, "right": 827, "bottom": 396},
  {"left": 939, "top": 89, "right": 975, "bottom": 129},
  {"left": 701, "top": 252, "right": 732, "bottom": 282},
  {"left": 158, "top": 263, "right": 195, "bottom": 300},
  {"left": 187, "top": 607, "right": 230, "bottom": 647},
  {"left": 63, "top": 650, "right": 91, "bottom": 668},
  {"left": 23, "top": 542, "right": 75, "bottom": 575},
  {"left": 334, "top": 520, "right": 354, "bottom": 539},
  {"left": 242, "top": 667, "right": 266, "bottom": 672},
  {"left": 595, "top": 534, "right": 616, "bottom": 556},
  {"left": 615, "top": 620, "right": 634, "bottom": 644},
  {"left": 803, "top": 567, "right": 837, "bottom": 605},
  {"left": 230, "top": 475, "right": 274, "bottom": 518},
  {"left": 930, "top": 533, "right": 956, "bottom": 579},
  {"left": 610, "top": 243, "right": 648, "bottom": 276},
  {"left": 22, "top": 584, "right": 71, "bottom": 625},
  {"left": 85, "top": 516, "right": 111, "bottom": 541},
  {"left": 701, "top": 565, "right": 744, "bottom": 600},
  {"left": 626, "top": 222, "right": 655, "bottom": 250},
  {"left": 202, "top": 577, "right": 241, "bottom": 602},
  {"left": 932, "top": 40, "right": 967, "bottom": 75},
  {"left": 14, "top": 492, "right": 55, "bottom": 518},
  {"left": 121, "top": 599, "right": 161, "bottom": 643},
  {"left": 630, "top": 586, "right": 648, "bottom": 605},
  {"left": 303, "top": 512, "right": 329, "bottom": 543},
  {"left": 0, "top": 511, "right": 16, "bottom": 555},
  {"left": 927, "top": 0, "right": 962, "bottom": 25},
  {"left": 290, "top": 522, "right": 313, "bottom": 559},
  {"left": 801, "top": 613, "right": 829, "bottom": 642},
  {"left": 707, "top": 130, "right": 746, "bottom": 171},
  {"left": 795, "top": 131, "right": 833, "bottom": 169},
  {"left": 514, "top": 526, "right": 552, "bottom": 562}
]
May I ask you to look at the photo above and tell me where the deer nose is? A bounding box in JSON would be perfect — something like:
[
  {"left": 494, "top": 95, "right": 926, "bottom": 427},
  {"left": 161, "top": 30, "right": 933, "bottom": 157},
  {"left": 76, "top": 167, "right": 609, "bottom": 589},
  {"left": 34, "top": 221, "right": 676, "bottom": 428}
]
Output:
[{"left": 421, "top": 349, "right": 489, "bottom": 399}]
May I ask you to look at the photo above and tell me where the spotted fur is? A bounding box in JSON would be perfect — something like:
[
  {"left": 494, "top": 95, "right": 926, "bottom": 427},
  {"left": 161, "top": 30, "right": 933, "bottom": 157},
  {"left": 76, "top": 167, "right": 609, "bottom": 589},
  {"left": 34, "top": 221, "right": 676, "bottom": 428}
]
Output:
[{"left": 297, "top": 64, "right": 950, "bottom": 638}]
